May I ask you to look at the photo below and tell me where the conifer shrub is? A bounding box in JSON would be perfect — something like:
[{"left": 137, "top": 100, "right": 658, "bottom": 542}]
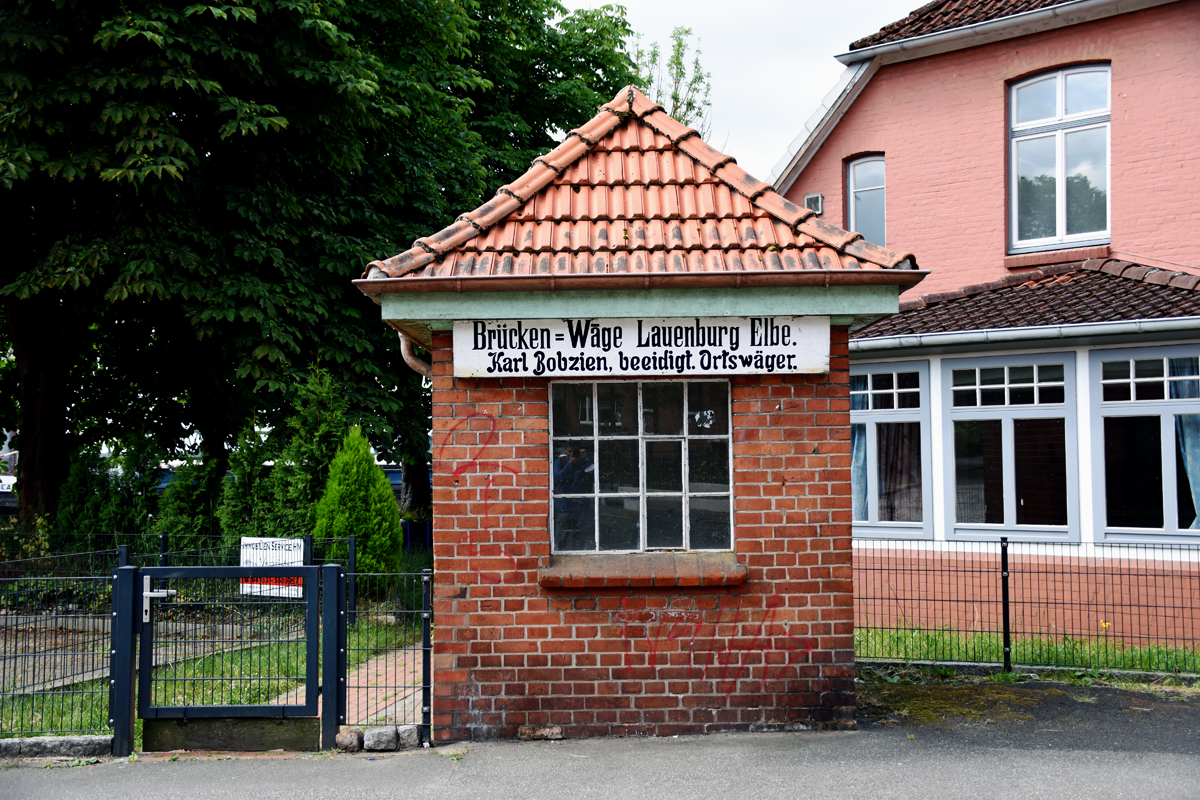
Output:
[{"left": 314, "top": 427, "right": 403, "bottom": 574}]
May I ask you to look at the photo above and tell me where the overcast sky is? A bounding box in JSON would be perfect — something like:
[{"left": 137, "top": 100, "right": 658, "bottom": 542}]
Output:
[{"left": 561, "top": 0, "right": 918, "bottom": 181}]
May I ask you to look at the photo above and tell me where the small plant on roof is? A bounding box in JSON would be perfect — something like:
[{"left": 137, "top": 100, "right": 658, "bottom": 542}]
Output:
[{"left": 314, "top": 426, "right": 402, "bottom": 573}]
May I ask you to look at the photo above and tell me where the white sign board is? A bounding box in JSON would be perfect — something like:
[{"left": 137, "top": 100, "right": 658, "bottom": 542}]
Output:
[
  {"left": 239, "top": 537, "right": 304, "bottom": 597},
  {"left": 452, "top": 316, "right": 830, "bottom": 378}
]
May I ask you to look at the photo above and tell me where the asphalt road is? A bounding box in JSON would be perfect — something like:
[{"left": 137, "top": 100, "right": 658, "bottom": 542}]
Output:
[{"left": 6, "top": 681, "right": 1200, "bottom": 800}]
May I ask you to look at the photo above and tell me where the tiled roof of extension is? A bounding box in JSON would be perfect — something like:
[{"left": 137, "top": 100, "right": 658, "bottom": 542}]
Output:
[
  {"left": 356, "top": 86, "right": 922, "bottom": 296},
  {"left": 854, "top": 258, "right": 1200, "bottom": 339},
  {"left": 850, "top": 0, "right": 1072, "bottom": 50}
]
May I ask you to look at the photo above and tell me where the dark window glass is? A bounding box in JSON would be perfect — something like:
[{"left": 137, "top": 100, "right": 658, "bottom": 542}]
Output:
[
  {"left": 897, "top": 391, "right": 920, "bottom": 409},
  {"left": 872, "top": 393, "right": 895, "bottom": 410},
  {"left": 1014, "top": 418, "right": 1068, "bottom": 525},
  {"left": 1135, "top": 359, "right": 1164, "bottom": 379},
  {"left": 851, "top": 423, "right": 867, "bottom": 523},
  {"left": 1039, "top": 385, "right": 1066, "bottom": 404},
  {"left": 952, "top": 369, "right": 976, "bottom": 387},
  {"left": 897, "top": 372, "right": 920, "bottom": 390},
  {"left": 1103, "top": 384, "right": 1131, "bottom": 402},
  {"left": 599, "top": 497, "right": 639, "bottom": 550},
  {"left": 981, "top": 388, "right": 1006, "bottom": 406},
  {"left": 1009, "top": 386, "right": 1035, "bottom": 405},
  {"left": 1169, "top": 357, "right": 1199, "bottom": 378},
  {"left": 851, "top": 394, "right": 870, "bottom": 411},
  {"left": 596, "top": 383, "right": 637, "bottom": 435},
  {"left": 955, "top": 420, "right": 1004, "bottom": 524},
  {"left": 553, "top": 440, "right": 594, "bottom": 494},
  {"left": 597, "top": 440, "right": 637, "bottom": 494},
  {"left": 981, "top": 368, "right": 1005, "bottom": 385},
  {"left": 645, "top": 440, "right": 682, "bottom": 492},
  {"left": 688, "top": 440, "right": 729, "bottom": 492},
  {"left": 1136, "top": 382, "right": 1165, "bottom": 401},
  {"left": 1104, "top": 416, "right": 1163, "bottom": 528},
  {"left": 850, "top": 375, "right": 868, "bottom": 392},
  {"left": 1009, "top": 366, "right": 1034, "bottom": 384},
  {"left": 872, "top": 373, "right": 894, "bottom": 391},
  {"left": 554, "top": 496, "right": 595, "bottom": 551},
  {"left": 1038, "top": 364, "right": 1065, "bottom": 382},
  {"left": 642, "top": 383, "right": 683, "bottom": 435},
  {"left": 1102, "top": 361, "right": 1130, "bottom": 380},
  {"left": 688, "top": 383, "right": 729, "bottom": 434},
  {"left": 552, "top": 385, "right": 593, "bottom": 437},
  {"left": 689, "top": 497, "right": 730, "bottom": 549},
  {"left": 953, "top": 390, "right": 977, "bottom": 407},
  {"left": 877, "top": 422, "right": 922, "bottom": 523},
  {"left": 646, "top": 497, "right": 683, "bottom": 548}
]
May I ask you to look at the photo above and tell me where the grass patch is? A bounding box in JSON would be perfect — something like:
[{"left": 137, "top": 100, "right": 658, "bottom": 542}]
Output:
[{"left": 856, "top": 626, "right": 1200, "bottom": 674}]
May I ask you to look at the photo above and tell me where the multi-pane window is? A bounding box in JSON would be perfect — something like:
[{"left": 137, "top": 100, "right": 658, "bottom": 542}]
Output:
[
  {"left": 1093, "top": 349, "right": 1200, "bottom": 537},
  {"left": 848, "top": 156, "right": 885, "bottom": 247},
  {"left": 1010, "top": 66, "right": 1110, "bottom": 251},
  {"left": 550, "top": 381, "right": 732, "bottom": 552},
  {"left": 850, "top": 363, "right": 930, "bottom": 538},
  {"left": 944, "top": 355, "right": 1078, "bottom": 540}
]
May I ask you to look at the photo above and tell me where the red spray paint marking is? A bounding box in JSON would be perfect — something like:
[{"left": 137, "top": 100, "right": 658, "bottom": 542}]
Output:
[
  {"left": 618, "top": 585, "right": 815, "bottom": 701},
  {"left": 435, "top": 412, "right": 519, "bottom": 585}
]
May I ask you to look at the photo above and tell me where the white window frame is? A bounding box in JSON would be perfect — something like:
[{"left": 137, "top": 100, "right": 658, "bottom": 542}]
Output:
[
  {"left": 1009, "top": 65, "right": 1111, "bottom": 253},
  {"left": 851, "top": 361, "right": 933, "bottom": 539},
  {"left": 942, "top": 353, "right": 1079, "bottom": 542},
  {"left": 848, "top": 156, "right": 885, "bottom": 247},
  {"left": 1089, "top": 344, "right": 1200, "bottom": 543},
  {"left": 549, "top": 380, "right": 734, "bottom": 553}
]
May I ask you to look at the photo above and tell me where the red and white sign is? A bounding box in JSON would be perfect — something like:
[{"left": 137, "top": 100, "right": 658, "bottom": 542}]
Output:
[{"left": 239, "top": 537, "right": 304, "bottom": 597}]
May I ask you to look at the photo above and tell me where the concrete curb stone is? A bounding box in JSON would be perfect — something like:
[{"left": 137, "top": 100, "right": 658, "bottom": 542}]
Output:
[
  {"left": 363, "top": 727, "right": 398, "bottom": 751},
  {"left": 0, "top": 736, "right": 112, "bottom": 758}
]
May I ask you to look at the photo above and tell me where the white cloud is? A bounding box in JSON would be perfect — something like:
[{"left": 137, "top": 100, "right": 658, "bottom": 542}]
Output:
[{"left": 562, "top": 0, "right": 918, "bottom": 179}]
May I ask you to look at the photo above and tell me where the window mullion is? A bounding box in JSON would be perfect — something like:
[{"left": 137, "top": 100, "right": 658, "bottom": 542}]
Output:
[
  {"left": 1002, "top": 415, "right": 1018, "bottom": 527},
  {"left": 1055, "top": 129, "right": 1066, "bottom": 241},
  {"left": 865, "top": 420, "right": 879, "bottom": 524},
  {"left": 593, "top": 382, "right": 600, "bottom": 551},
  {"left": 682, "top": 386, "right": 690, "bottom": 550},
  {"left": 1164, "top": 413, "right": 1180, "bottom": 533}
]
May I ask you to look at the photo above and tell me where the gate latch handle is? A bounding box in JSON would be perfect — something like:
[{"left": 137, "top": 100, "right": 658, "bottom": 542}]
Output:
[{"left": 142, "top": 575, "right": 178, "bottom": 622}]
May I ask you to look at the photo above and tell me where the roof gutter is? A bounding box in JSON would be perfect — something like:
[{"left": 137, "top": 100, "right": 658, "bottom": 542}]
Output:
[
  {"left": 851, "top": 315, "right": 1200, "bottom": 353},
  {"left": 354, "top": 268, "right": 928, "bottom": 298},
  {"left": 836, "top": 0, "right": 1179, "bottom": 66}
]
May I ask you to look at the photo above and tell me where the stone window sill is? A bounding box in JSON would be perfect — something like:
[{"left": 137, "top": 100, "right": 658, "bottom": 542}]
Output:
[
  {"left": 538, "top": 552, "right": 747, "bottom": 589},
  {"left": 1003, "top": 245, "right": 1110, "bottom": 270}
]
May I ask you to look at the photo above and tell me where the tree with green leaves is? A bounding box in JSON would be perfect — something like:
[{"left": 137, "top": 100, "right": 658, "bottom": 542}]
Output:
[
  {"left": 314, "top": 426, "right": 402, "bottom": 574},
  {"left": 632, "top": 26, "right": 712, "bottom": 137},
  {"left": 1, "top": 0, "right": 638, "bottom": 531}
]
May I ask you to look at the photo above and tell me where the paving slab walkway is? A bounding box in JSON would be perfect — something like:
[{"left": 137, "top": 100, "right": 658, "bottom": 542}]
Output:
[{"left": 275, "top": 649, "right": 423, "bottom": 727}]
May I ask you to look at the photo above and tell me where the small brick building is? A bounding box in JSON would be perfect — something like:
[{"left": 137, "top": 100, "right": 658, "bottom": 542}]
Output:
[{"left": 355, "top": 87, "right": 925, "bottom": 741}]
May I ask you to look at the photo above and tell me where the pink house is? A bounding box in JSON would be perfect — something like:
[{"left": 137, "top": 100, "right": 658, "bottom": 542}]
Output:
[
  {"left": 773, "top": 0, "right": 1200, "bottom": 296},
  {"left": 771, "top": 0, "right": 1200, "bottom": 550}
]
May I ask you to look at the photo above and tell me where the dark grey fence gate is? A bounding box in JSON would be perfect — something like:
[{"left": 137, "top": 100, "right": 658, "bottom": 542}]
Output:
[{"left": 108, "top": 563, "right": 431, "bottom": 756}]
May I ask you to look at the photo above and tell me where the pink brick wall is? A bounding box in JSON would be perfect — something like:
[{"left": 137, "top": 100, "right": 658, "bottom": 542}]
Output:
[
  {"left": 429, "top": 329, "right": 857, "bottom": 741},
  {"left": 784, "top": 3, "right": 1200, "bottom": 297}
]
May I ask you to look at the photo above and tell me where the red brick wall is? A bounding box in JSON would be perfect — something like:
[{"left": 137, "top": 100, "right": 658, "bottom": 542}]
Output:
[
  {"left": 429, "top": 327, "right": 856, "bottom": 742},
  {"left": 784, "top": 3, "right": 1200, "bottom": 297}
]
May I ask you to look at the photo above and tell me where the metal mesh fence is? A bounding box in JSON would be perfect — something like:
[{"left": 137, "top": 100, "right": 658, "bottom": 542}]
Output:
[
  {"left": 343, "top": 572, "right": 428, "bottom": 731},
  {"left": 0, "top": 570, "right": 114, "bottom": 735},
  {"left": 854, "top": 539, "right": 1200, "bottom": 673},
  {"left": 140, "top": 572, "right": 314, "bottom": 714}
]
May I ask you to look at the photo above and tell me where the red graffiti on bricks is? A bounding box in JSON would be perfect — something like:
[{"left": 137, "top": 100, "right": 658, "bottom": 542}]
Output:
[{"left": 436, "top": 412, "right": 520, "bottom": 585}]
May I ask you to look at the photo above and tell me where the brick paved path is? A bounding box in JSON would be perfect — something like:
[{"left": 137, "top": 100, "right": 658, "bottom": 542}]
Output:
[{"left": 276, "top": 649, "right": 423, "bottom": 726}]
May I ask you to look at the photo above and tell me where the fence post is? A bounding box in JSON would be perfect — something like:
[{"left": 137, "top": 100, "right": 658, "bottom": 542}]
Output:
[
  {"left": 1000, "top": 536, "right": 1011, "bottom": 673},
  {"left": 421, "top": 568, "right": 432, "bottom": 745},
  {"left": 347, "top": 536, "right": 357, "bottom": 629},
  {"left": 158, "top": 533, "right": 168, "bottom": 567},
  {"left": 118, "top": 545, "right": 130, "bottom": 568},
  {"left": 320, "top": 564, "right": 341, "bottom": 749},
  {"left": 110, "top": 565, "right": 139, "bottom": 758},
  {"left": 304, "top": 534, "right": 313, "bottom": 567}
]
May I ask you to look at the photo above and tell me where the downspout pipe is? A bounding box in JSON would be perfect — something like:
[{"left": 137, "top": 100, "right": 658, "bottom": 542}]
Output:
[{"left": 398, "top": 331, "right": 433, "bottom": 378}]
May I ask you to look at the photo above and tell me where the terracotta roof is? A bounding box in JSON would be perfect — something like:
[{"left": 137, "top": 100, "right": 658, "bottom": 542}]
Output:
[
  {"left": 854, "top": 258, "right": 1200, "bottom": 338},
  {"left": 356, "top": 86, "right": 922, "bottom": 296},
  {"left": 850, "top": 0, "right": 1072, "bottom": 50}
]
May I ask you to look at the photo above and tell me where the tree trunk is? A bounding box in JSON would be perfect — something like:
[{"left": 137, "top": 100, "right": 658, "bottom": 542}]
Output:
[{"left": 7, "top": 293, "right": 81, "bottom": 531}]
